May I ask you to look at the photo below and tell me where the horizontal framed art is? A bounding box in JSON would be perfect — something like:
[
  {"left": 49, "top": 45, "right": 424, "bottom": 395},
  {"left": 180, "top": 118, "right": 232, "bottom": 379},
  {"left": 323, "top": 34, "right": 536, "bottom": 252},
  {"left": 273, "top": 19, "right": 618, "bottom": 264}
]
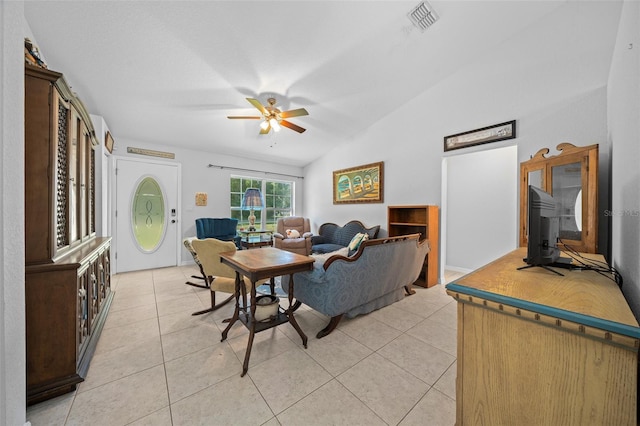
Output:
[
  {"left": 444, "top": 120, "right": 516, "bottom": 152},
  {"left": 333, "top": 161, "right": 384, "bottom": 204}
]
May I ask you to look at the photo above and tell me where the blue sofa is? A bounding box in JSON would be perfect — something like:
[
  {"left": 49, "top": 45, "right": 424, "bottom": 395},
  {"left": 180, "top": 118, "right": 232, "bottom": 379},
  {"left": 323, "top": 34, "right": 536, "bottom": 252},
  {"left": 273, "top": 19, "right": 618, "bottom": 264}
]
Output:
[
  {"left": 311, "top": 220, "right": 380, "bottom": 254},
  {"left": 284, "top": 234, "right": 430, "bottom": 338}
]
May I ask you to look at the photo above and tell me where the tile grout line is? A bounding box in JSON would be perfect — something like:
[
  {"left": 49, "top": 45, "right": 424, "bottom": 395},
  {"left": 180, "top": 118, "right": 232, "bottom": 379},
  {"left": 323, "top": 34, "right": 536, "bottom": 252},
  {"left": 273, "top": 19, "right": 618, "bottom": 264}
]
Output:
[{"left": 153, "top": 270, "right": 175, "bottom": 425}]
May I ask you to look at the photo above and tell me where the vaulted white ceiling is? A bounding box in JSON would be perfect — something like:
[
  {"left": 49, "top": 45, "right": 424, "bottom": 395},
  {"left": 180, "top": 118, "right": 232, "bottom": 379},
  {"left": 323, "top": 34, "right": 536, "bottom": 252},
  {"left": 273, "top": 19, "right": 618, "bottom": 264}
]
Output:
[{"left": 24, "top": 1, "right": 621, "bottom": 166}]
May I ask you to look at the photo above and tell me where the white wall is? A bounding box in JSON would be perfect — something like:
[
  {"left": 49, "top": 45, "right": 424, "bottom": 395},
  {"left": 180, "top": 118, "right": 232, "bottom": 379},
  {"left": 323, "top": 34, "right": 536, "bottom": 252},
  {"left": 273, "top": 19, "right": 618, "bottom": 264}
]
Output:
[
  {"left": 111, "top": 137, "right": 305, "bottom": 264},
  {"left": 444, "top": 145, "right": 518, "bottom": 272},
  {"left": 304, "top": 36, "right": 610, "bottom": 274},
  {"left": 90, "top": 114, "right": 113, "bottom": 238},
  {"left": 609, "top": 0, "right": 640, "bottom": 319},
  {"left": 1, "top": 2, "right": 27, "bottom": 424}
]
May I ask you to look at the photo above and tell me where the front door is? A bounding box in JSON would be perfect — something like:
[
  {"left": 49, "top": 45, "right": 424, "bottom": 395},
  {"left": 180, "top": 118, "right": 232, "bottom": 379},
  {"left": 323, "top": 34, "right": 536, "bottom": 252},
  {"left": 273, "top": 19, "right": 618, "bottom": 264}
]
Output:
[{"left": 114, "top": 157, "right": 180, "bottom": 273}]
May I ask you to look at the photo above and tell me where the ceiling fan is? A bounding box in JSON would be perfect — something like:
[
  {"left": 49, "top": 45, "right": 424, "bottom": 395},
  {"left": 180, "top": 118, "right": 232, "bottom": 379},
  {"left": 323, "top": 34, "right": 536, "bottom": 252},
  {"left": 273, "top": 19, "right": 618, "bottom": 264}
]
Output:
[{"left": 227, "top": 97, "right": 309, "bottom": 134}]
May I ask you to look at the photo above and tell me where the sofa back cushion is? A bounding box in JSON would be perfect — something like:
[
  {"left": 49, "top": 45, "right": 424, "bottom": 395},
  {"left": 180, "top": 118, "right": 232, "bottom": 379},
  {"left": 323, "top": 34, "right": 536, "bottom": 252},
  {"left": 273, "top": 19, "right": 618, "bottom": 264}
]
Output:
[
  {"left": 318, "top": 220, "right": 380, "bottom": 247},
  {"left": 196, "top": 218, "right": 238, "bottom": 240},
  {"left": 335, "top": 221, "right": 378, "bottom": 247}
]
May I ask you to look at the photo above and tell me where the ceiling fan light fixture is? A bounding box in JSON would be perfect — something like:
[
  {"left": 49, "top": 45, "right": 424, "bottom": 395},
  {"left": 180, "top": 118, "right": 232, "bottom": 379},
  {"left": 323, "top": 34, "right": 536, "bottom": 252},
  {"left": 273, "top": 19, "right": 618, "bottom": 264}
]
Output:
[{"left": 228, "top": 97, "right": 308, "bottom": 134}]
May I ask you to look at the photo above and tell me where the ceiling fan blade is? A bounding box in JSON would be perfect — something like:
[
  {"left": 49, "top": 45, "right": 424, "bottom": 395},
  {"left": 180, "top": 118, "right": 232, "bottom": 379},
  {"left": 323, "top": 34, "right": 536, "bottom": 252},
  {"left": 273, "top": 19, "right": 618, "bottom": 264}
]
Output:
[
  {"left": 259, "top": 124, "right": 271, "bottom": 135},
  {"left": 246, "top": 98, "right": 267, "bottom": 115},
  {"left": 280, "top": 120, "right": 306, "bottom": 133},
  {"left": 227, "top": 116, "right": 261, "bottom": 119},
  {"left": 280, "top": 108, "right": 309, "bottom": 119}
]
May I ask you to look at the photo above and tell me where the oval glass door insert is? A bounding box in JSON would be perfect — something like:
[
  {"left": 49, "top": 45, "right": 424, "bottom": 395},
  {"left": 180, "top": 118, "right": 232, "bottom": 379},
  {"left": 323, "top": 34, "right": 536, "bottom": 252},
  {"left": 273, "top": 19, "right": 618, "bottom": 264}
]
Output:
[{"left": 131, "top": 176, "right": 166, "bottom": 252}]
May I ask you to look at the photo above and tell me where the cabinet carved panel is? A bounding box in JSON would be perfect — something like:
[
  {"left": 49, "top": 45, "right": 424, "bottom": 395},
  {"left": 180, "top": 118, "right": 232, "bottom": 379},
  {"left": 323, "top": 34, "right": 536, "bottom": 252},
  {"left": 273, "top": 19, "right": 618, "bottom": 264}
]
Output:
[{"left": 56, "top": 101, "right": 69, "bottom": 248}]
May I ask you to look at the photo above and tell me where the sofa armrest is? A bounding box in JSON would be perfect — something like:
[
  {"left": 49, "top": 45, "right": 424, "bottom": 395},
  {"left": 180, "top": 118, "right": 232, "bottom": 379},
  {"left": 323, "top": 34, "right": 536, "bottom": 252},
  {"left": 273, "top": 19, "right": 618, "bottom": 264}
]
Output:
[
  {"left": 273, "top": 232, "right": 285, "bottom": 240},
  {"left": 302, "top": 232, "right": 313, "bottom": 239},
  {"left": 323, "top": 253, "right": 352, "bottom": 270},
  {"left": 311, "top": 235, "right": 325, "bottom": 245}
]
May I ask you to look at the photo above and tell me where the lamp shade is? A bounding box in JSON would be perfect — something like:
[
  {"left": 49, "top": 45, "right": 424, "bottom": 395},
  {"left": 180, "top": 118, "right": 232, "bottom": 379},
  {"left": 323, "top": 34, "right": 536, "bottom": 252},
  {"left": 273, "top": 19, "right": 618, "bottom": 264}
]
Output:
[{"left": 241, "top": 188, "right": 264, "bottom": 209}]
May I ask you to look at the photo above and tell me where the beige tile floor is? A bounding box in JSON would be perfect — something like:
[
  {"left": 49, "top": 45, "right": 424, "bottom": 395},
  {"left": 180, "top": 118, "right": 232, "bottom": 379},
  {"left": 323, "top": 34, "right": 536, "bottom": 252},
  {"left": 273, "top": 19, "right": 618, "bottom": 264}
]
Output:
[{"left": 27, "top": 265, "right": 466, "bottom": 426}]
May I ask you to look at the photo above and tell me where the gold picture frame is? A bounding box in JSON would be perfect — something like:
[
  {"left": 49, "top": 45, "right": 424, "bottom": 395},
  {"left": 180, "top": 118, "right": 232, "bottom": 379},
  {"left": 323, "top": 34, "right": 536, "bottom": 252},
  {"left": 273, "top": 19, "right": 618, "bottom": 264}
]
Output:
[
  {"left": 333, "top": 161, "right": 384, "bottom": 204},
  {"left": 195, "top": 192, "right": 208, "bottom": 206},
  {"left": 105, "top": 131, "right": 114, "bottom": 154}
]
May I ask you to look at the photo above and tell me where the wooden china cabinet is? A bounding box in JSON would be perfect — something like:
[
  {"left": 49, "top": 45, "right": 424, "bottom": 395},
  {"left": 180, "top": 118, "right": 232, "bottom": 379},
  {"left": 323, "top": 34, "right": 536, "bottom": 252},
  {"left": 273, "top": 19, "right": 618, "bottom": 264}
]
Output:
[
  {"left": 24, "top": 64, "right": 112, "bottom": 405},
  {"left": 519, "top": 143, "right": 599, "bottom": 253}
]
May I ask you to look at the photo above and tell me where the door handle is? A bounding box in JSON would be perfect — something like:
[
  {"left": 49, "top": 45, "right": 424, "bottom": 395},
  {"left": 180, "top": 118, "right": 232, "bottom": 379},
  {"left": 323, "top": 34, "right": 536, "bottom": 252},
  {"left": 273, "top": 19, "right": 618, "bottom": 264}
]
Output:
[{"left": 171, "top": 219, "right": 176, "bottom": 224}]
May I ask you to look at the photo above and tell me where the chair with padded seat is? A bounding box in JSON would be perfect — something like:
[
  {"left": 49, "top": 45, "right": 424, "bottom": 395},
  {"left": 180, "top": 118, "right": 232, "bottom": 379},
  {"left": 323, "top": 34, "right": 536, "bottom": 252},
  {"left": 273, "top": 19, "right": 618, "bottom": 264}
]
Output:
[
  {"left": 273, "top": 216, "right": 313, "bottom": 255},
  {"left": 190, "top": 238, "right": 253, "bottom": 316},
  {"left": 183, "top": 237, "right": 209, "bottom": 289},
  {"left": 195, "top": 217, "right": 242, "bottom": 249}
]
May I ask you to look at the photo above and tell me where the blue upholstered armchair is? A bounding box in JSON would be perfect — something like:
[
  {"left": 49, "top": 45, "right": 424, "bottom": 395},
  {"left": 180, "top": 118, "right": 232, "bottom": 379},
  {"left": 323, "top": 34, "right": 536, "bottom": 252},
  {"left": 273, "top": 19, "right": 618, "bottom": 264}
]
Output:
[{"left": 195, "top": 218, "right": 242, "bottom": 248}]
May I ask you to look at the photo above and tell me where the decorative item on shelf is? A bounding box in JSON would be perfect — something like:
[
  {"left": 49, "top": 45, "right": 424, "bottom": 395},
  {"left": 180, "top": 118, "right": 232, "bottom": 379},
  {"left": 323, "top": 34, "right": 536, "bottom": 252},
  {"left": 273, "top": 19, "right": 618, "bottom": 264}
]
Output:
[
  {"left": 241, "top": 188, "right": 264, "bottom": 231},
  {"left": 333, "top": 161, "right": 384, "bottom": 204},
  {"left": 444, "top": 120, "right": 516, "bottom": 152},
  {"left": 254, "top": 295, "right": 280, "bottom": 322},
  {"left": 195, "top": 192, "right": 207, "bottom": 206},
  {"left": 24, "top": 38, "right": 47, "bottom": 69}
]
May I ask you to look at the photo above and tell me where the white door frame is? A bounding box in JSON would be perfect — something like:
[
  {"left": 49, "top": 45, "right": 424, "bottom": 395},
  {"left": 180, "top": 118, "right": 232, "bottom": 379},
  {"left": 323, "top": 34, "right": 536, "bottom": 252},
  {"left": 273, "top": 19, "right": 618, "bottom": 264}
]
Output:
[
  {"left": 110, "top": 155, "right": 182, "bottom": 274},
  {"left": 441, "top": 145, "right": 518, "bottom": 274}
]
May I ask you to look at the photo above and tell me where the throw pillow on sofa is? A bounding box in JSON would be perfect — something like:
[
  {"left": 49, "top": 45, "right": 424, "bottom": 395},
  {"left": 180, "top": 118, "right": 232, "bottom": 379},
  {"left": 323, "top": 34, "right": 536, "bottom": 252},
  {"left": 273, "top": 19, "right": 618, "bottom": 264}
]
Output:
[{"left": 348, "top": 232, "right": 368, "bottom": 255}]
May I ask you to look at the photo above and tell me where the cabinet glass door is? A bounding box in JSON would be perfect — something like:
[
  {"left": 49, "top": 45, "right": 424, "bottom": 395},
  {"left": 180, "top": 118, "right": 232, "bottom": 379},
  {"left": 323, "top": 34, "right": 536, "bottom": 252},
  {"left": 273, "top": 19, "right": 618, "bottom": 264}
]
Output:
[
  {"left": 551, "top": 161, "right": 583, "bottom": 242},
  {"left": 528, "top": 168, "right": 544, "bottom": 190},
  {"left": 68, "top": 112, "right": 80, "bottom": 244}
]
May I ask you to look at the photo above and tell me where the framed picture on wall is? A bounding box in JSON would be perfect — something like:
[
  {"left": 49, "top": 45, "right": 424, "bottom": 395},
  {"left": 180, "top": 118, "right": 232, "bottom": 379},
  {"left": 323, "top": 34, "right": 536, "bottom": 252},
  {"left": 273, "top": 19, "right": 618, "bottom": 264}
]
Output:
[
  {"left": 333, "top": 161, "right": 384, "bottom": 204},
  {"left": 444, "top": 120, "right": 516, "bottom": 152},
  {"left": 105, "top": 131, "right": 114, "bottom": 154}
]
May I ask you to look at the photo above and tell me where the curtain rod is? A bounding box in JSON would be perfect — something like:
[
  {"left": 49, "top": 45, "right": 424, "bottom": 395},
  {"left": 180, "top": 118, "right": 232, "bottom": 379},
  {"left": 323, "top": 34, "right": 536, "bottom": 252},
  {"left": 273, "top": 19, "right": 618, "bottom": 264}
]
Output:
[{"left": 207, "top": 164, "right": 304, "bottom": 180}]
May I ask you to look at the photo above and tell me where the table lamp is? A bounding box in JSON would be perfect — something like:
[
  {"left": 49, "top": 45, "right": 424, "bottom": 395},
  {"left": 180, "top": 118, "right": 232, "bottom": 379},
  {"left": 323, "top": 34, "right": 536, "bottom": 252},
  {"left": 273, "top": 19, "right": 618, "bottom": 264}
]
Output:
[{"left": 241, "top": 188, "right": 263, "bottom": 231}]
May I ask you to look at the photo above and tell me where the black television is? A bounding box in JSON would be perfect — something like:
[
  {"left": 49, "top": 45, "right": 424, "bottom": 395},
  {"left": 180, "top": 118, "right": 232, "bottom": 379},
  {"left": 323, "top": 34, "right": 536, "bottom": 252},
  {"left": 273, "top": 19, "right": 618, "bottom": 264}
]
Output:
[{"left": 521, "top": 185, "right": 563, "bottom": 270}]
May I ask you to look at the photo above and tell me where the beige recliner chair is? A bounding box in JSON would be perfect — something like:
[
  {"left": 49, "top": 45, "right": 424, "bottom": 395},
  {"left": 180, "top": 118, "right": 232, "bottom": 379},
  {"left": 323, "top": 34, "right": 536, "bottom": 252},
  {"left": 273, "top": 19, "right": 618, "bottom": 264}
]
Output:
[{"left": 273, "top": 216, "right": 313, "bottom": 255}]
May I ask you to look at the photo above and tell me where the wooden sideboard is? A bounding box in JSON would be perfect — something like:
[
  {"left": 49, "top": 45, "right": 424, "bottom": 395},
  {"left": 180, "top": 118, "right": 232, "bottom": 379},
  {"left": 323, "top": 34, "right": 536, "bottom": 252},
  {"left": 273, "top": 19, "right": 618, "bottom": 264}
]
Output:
[{"left": 446, "top": 248, "right": 639, "bottom": 425}]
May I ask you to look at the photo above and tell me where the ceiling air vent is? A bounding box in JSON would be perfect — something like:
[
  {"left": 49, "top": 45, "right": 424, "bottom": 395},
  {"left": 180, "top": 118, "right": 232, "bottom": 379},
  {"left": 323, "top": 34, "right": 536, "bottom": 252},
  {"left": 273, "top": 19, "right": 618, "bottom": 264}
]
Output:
[{"left": 408, "top": 2, "right": 439, "bottom": 31}]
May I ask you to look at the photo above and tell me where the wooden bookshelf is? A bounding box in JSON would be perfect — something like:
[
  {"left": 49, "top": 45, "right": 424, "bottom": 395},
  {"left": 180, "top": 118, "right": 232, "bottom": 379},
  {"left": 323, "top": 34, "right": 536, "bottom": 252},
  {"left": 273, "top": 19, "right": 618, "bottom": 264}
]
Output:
[{"left": 387, "top": 205, "right": 439, "bottom": 287}]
